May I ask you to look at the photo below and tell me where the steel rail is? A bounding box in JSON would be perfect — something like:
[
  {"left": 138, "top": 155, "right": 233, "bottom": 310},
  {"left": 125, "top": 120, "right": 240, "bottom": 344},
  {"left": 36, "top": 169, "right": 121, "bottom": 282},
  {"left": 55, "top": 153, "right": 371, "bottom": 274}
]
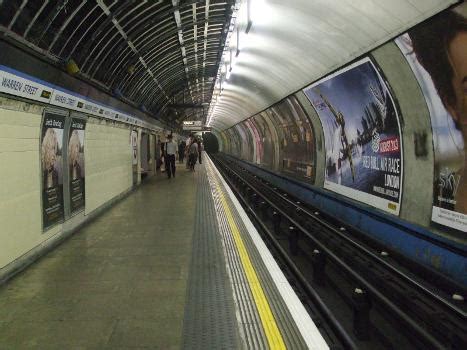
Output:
[
  {"left": 214, "top": 155, "right": 449, "bottom": 350},
  {"left": 235, "top": 162, "right": 466, "bottom": 318},
  {"left": 265, "top": 182, "right": 467, "bottom": 318},
  {"left": 221, "top": 157, "right": 466, "bottom": 318},
  {"left": 216, "top": 158, "right": 358, "bottom": 350}
]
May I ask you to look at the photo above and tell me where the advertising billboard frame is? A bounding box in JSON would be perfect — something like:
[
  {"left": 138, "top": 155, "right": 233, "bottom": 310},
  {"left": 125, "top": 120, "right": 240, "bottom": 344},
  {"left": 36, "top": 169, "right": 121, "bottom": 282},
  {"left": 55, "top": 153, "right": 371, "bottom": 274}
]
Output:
[
  {"left": 395, "top": 4, "right": 467, "bottom": 232},
  {"left": 67, "top": 115, "right": 86, "bottom": 215},
  {"left": 303, "top": 56, "right": 404, "bottom": 215},
  {"left": 40, "top": 108, "right": 67, "bottom": 231}
]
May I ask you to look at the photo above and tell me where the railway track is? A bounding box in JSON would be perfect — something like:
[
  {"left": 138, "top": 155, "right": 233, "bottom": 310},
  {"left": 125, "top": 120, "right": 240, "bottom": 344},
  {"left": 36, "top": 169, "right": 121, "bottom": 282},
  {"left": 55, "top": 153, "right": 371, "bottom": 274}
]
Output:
[{"left": 212, "top": 154, "right": 466, "bottom": 350}]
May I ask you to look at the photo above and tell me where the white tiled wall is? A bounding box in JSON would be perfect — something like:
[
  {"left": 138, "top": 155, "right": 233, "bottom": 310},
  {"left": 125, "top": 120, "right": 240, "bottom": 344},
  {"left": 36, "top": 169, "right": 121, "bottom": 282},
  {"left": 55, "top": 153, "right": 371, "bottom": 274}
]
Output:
[
  {"left": 0, "top": 99, "right": 58, "bottom": 268},
  {"left": 85, "top": 118, "right": 132, "bottom": 214},
  {"left": 0, "top": 100, "right": 134, "bottom": 270}
]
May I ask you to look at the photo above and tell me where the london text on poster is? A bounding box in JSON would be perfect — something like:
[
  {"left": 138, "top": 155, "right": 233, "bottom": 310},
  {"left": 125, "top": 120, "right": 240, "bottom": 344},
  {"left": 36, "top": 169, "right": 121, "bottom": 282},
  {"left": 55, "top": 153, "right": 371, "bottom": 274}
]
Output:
[
  {"left": 396, "top": 4, "right": 467, "bottom": 232},
  {"left": 41, "top": 113, "right": 65, "bottom": 229},
  {"left": 303, "top": 57, "right": 403, "bottom": 214},
  {"left": 68, "top": 118, "right": 86, "bottom": 214}
]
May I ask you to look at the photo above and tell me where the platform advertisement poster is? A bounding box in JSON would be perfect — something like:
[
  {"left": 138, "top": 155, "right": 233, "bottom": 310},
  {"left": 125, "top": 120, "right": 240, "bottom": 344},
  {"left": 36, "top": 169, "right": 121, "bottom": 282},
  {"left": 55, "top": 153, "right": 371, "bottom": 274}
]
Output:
[
  {"left": 254, "top": 112, "right": 275, "bottom": 170},
  {"left": 268, "top": 98, "right": 315, "bottom": 181},
  {"left": 246, "top": 118, "right": 262, "bottom": 165},
  {"left": 286, "top": 97, "right": 316, "bottom": 180},
  {"left": 230, "top": 127, "right": 242, "bottom": 158},
  {"left": 68, "top": 118, "right": 86, "bottom": 214},
  {"left": 41, "top": 112, "right": 65, "bottom": 229},
  {"left": 303, "top": 57, "right": 403, "bottom": 215},
  {"left": 131, "top": 130, "right": 138, "bottom": 165},
  {"left": 395, "top": 3, "right": 467, "bottom": 232},
  {"left": 236, "top": 123, "right": 253, "bottom": 162}
]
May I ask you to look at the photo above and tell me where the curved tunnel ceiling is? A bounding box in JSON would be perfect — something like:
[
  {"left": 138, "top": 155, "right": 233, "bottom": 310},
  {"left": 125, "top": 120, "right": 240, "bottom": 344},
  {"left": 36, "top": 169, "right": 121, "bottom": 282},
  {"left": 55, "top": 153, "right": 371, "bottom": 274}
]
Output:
[
  {"left": 0, "top": 0, "right": 235, "bottom": 127},
  {"left": 0, "top": 0, "right": 458, "bottom": 132},
  {"left": 207, "top": 0, "right": 457, "bottom": 131}
]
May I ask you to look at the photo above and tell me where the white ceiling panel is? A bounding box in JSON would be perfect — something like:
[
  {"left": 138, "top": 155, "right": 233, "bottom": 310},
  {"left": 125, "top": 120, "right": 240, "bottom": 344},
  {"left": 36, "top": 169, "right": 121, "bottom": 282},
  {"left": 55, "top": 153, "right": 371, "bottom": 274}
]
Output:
[
  {"left": 374, "top": 0, "right": 422, "bottom": 23},
  {"left": 407, "top": 0, "right": 453, "bottom": 13},
  {"left": 208, "top": 0, "right": 457, "bottom": 131}
]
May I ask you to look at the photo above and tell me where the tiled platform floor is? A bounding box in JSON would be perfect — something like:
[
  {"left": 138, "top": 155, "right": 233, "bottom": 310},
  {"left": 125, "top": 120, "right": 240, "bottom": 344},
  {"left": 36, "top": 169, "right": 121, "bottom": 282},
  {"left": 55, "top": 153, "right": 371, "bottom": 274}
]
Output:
[{"left": 0, "top": 162, "right": 198, "bottom": 349}]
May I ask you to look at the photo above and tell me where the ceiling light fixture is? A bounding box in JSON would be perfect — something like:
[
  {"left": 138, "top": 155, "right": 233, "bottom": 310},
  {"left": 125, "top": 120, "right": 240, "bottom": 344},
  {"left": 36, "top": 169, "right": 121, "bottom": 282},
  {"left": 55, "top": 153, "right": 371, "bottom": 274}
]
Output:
[{"left": 207, "top": 0, "right": 255, "bottom": 127}]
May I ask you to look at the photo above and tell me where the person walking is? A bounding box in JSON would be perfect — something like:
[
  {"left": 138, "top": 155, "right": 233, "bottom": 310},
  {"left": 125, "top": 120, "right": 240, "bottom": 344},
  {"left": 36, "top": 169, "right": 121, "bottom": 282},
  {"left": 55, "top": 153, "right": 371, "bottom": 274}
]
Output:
[
  {"left": 178, "top": 140, "right": 186, "bottom": 164},
  {"left": 185, "top": 134, "right": 193, "bottom": 169},
  {"left": 165, "top": 134, "right": 177, "bottom": 178}
]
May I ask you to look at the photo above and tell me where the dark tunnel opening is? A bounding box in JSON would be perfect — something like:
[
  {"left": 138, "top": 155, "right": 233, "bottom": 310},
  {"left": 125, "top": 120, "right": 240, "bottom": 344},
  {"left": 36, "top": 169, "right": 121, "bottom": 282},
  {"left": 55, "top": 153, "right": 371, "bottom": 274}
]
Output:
[{"left": 202, "top": 132, "right": 219, "bottom": 154}]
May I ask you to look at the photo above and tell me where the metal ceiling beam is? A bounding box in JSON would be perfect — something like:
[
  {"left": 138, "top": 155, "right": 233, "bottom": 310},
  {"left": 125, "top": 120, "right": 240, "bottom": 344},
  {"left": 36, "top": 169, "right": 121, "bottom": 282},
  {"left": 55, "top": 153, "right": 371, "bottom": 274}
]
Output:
[
  {"left": 172, "top": 0, "right": 194, "bottom": 103},
  {"left": 92, "top": 0, "right": 170, "bottom": 102},
  {"left": 0, "top": 0, "right": 235, "bottom": 125}
]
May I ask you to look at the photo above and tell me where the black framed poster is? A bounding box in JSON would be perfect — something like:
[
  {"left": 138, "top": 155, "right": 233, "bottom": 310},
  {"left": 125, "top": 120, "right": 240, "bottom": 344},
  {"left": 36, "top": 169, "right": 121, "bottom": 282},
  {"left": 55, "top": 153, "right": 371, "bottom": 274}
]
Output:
[
  {"left": 68, "top": 118, "right": 86, "bottom": 214},
  {"left": 41, "top": 112, "right": 65, "bottom": 229}
]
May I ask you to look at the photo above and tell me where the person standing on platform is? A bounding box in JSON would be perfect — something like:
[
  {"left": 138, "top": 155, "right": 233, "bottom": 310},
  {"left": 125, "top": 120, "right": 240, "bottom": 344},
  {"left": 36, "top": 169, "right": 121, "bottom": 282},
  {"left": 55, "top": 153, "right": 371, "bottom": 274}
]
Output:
[
  {"left": 185, "top": 134, "right": 193, "bottom": 169},
  {"left": 188, "top": 139, "right": 199, "bottom": 171},
  {"left": 197, "top": 138, "right": 203, "bottom": 164},
  {"left": 178, "top": 139, "right": 186, "bottom": 164},
  {"left": 160, "top": 141, "right": 166, "bottom": 173},
  {"left": 165, "top": 134, "right": 177, "bottom": 178}
]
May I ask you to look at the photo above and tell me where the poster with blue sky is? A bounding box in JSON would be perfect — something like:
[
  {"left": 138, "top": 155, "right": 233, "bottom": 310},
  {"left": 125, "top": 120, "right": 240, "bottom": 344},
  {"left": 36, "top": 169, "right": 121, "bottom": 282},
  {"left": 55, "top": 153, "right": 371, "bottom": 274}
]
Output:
[{"left": 303, "top": 57, "right": 403, "bottom": 215}]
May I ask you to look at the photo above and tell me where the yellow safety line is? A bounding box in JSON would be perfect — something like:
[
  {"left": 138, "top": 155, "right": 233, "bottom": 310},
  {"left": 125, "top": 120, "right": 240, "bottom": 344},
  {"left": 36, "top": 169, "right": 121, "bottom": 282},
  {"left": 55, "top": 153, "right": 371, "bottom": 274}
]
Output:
[{"left": 209, "top": 166, "right": 287, "bottom": 350}]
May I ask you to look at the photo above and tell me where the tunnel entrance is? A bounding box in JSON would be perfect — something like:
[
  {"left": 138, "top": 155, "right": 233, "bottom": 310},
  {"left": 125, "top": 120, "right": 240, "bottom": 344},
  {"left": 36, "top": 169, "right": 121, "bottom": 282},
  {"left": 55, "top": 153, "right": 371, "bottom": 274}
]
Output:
[{"left": 203, "top": 132, "right": 219, "bottom": 154}]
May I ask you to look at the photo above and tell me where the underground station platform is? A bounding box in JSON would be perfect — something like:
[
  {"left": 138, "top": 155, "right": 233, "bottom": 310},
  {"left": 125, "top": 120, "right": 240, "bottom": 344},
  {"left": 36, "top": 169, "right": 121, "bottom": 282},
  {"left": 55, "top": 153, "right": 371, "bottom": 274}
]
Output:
[{"left": 0, "top": 155, "right": 327, "bottom": 349}]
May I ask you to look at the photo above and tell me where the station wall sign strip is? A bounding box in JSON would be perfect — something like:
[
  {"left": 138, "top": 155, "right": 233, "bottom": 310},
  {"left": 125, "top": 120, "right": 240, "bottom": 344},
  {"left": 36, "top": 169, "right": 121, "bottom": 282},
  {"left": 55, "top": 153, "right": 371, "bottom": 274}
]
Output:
[
  {"left": 0, "top": 64, "right": 54, "bottom": 103},
  {"left": 0, "top": 65, "right": 158, "bottom": 131},
  {"left": 183, "top": 120, "right": 203, "bottom": 126},
  {"left": 182, "top": 125, "right": 212, "bottom": 131}
]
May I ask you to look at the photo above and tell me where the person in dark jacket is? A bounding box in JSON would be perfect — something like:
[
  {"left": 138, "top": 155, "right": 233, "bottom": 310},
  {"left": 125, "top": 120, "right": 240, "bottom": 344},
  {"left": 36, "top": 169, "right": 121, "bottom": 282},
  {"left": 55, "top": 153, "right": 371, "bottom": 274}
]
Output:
[
  {"left": 188, "top": 140, "right": 199, "bottom": 171},
  {"left": 197, "top": 139, "right": 202, "bottom": 164},
  {"left": 165, "top": 134, "right": 177, "bottom": 178},
  {"left": 178, "top": 140, "right": 186, "bottom": 163}
]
